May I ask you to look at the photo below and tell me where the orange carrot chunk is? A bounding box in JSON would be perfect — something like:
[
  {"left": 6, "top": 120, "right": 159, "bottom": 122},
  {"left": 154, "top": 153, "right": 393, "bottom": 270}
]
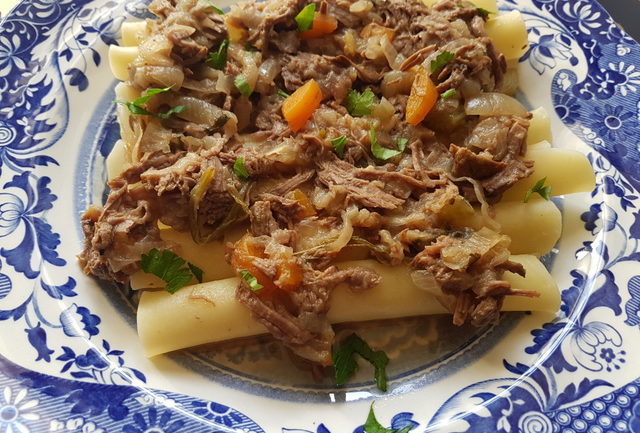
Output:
[
  {"left": 282, "top": 79, "right": 323, "bottom": 132},
  {"left": 300, "top": 13, "right": 338, "bottom": 40},
  {"left": 405, "top": 66, "right": 438, "bottom": 126}
]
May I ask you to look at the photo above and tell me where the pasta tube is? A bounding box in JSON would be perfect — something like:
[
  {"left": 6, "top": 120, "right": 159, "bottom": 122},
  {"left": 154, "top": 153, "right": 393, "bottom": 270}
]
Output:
[
  {"left": 121, "top": 21, "right": 148, "bottom": 47},
  {"left": 138, "top": 256, "right": 558, "bottom": 357},
  {"left": 528, "top": 107, "right": 552, "bottom": 146},
  {"left": 485, "top": 10, "right": 529, "bottom": 60},
  {"left": 502, "top": 148, "right": 596, "bottom": 201},
  {"left": 449, "top": 199, "right": 562, "bottom": 256},
  {"left": 109, "top": 45, "right": 138, "bottom": 81}
]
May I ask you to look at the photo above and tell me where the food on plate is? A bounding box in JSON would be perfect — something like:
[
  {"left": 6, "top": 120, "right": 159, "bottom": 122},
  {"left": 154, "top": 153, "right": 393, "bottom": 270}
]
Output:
[{"left": 79, "top": 0, "right": 595, "bottom": 383}]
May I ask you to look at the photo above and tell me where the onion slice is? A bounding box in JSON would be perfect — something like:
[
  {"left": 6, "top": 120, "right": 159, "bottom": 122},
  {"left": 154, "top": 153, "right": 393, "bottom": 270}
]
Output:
[{"left": 465, "top": 92, "right": 528, "bottom": 117}]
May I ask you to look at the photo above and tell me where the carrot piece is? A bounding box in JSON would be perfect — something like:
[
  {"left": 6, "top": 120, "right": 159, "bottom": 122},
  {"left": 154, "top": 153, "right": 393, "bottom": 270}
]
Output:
[
  {"left": 282, "top": 79, "right": 323, "bottom": 132},
  {"left": 231, "top": 234, "right": 303, "bottom": 293},
  {"left": 286, "top": 188, "right": 317, "bottom": 218},
  {"left": 231, "top": 234, "right": 278, "bottom": 292},
  {"left": 300, "top": 13, "right": 338, "bottom": 40},
  {"left": 405, "top": 66, "right": 438, "bottom": 126}
]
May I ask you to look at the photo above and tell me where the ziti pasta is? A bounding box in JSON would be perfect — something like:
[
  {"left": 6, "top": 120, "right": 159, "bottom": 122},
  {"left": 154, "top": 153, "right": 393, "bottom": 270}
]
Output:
[{"left": 79, "top": 0, "right": 595, "bottom": 382}]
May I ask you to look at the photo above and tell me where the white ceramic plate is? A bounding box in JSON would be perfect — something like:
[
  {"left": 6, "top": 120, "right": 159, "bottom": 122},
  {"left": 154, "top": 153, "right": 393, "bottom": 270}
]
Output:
[{"left": 1, "top": 0, "right": 640, "bottom": 431}]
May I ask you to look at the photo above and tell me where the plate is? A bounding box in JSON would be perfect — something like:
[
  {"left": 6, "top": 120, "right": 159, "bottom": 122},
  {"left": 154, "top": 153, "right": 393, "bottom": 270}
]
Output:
[{"left": 1, "top": 0, "right": 640, "bottom": 431}]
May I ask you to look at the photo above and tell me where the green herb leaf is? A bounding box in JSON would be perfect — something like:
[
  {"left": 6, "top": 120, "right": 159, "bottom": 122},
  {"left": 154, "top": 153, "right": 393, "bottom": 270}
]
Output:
[
  {"left": 430, "top": 50, "right": 455, "bottom": 74},
  {"left": 524, "top": 177, "right": 552, "bottom": 202},
  {"left": 207, "top": 39, "right": 229, "bottom": 70},
  {"left": 331, "top": 135, "right": 347, "bottom": 158},
  {"left": 396, "top": 137, "right": 409, "bottom": 152},
  {"left": 346, "top": 88, "right": 377, "bottom": 117},
  {"left": 245, "top": 42, "right": 257, "bottom": 51},
  {"left": 370, "top": 126, "right": 403, "bottom": 161},
  {"left": 204, "top": 0, "right": 224, "bottom": 14},
  {"left": 234, "top": 74, "right": 253, "bottom": 97},
  {"left": 239, "top": 270, "right": 263, "bottom": 291},
  {"left": 363, "top": 403, "right": 415, "bottom": 433},
  {"left": 333, "top": 333, "right": 389, "bottom": 392},
  {"left": 441, "top": 88, "right": 457, "bottom": 100},
  {"left": 140, "top": 249, "right": 204, "bottom": 294},
  {"left": 116, "top": 87, "right": 185, "bottom": 120},
  {"left": 233, "top": 157, "right": 250, "bottom": 179},
  {"left": 154, "top": 105, "right": 186, "bottom": 119},
  {"left": 295, "top": 4, "right": 316, "bottom": 31},
  {"left": 278, "top": 89, "right": 290, "bottom": 98},
  {"left": 476, "top": 7, "right": 495, "bottom": 15}
]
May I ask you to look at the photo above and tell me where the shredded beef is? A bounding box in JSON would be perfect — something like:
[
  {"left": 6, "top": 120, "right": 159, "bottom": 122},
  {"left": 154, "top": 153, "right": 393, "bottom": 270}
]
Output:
[
  {"left": 81, "top": 0, "right": 541, "bottom": 367},
  {"left": 282, "top": 53, "right": 357, "bottom": 103},
  {"left": 317, "top": 159, "right": 406, "bottom": 210}
]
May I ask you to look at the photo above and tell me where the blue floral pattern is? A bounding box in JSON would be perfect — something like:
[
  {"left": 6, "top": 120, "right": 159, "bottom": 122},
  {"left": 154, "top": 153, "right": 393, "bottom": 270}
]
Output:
[{"left": 1, "top": 0, "right": 640, "bottom": 431}]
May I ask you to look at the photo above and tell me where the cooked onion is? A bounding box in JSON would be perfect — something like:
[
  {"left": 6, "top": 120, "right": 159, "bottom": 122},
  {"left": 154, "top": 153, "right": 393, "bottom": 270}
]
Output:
[
  {"left": 231, "top": 46, "right": 260, "bottom": 90},
  {"left": 132, "top": 65, "right": 184, "bottom": 89},
  {"left": 256, "top": 57, "right": 281, "bottom": 94},
  {"left": 441, "top": 227, "right": 508, "bottom": 270},
  {"left": 465, "top": 92, "right": 528, "bottom": 117},
  {"left": 173, "top": 96, "right": 231, "bottom": 128},
  {"left": 381, "top": 70, "right": 414, "bottom": 98},
  {"left": 381, "top": 35, "right": 401, "bottom": 70},
  {"left": 138, "top": 118, "right": 172, "bottom": 156},
  {"left": 137, "top": 34, "right": 173, "bottom": 66},
  {"left": 215, "top": 71, "right": 233, "bottom": 94},
  {"left": 410, "top": 270, "right": 440, "bottom": 295}
]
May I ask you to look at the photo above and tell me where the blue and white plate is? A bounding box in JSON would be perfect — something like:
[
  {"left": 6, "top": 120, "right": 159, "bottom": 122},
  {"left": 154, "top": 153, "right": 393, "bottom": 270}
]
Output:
[{"left": 1, "top": 0, "right": 640, "bottom": 431}]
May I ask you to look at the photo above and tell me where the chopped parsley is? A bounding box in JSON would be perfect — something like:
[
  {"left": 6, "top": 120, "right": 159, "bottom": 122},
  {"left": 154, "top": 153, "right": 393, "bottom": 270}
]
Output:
[
  {"left": 396, "top": 137, "right": 409, "bottom": 151},
  {"left": 476, "top": 7, "right": 495, "bottom": 15},
  {"left": 233, "top": 157, "right": 249, "bottom": 179},
  {"left": 140, "top": 249, "right": 203, "bottom": 294},
  {"left": 524, "top": 177, "right": 552, "bottom": 202},
  {"left": 331, "top": 135, "right": 347, "bottom": 158},
  {"left": 430, "top": 50, "right": 455, "bottom": 74},
  {"left": 295, "top": 4, "right": 316, "bottom": 31},
  {"left": 370, "top": 127, "right": 405, "bottom": 161},
  {"left": 441, "top": 88, "right": 457, "bottom": 100},
  {"left": 277, "top": 89, "right": 290, "bottom": 98},
  {"left": 234, "top": 75, "right": 253, "bottom": 96},
  {"left": 333, "top": 333, "right": 389, "bottom": 392},
  {"left": 204, "top": 0, "right": 225, "bottom": 14},
  {"left": 346, "top": 88, "right": 377, "bottom": 117},
  {"left": 206, "top": 39, "right": 229, "bottom": 70},
  {"left": 364, "top": 403, "right": 415, "bottom": 433},
  {"left": 116, "top": 87, "right": 185, "bottom": 120},
  {"left": 239, "top": 270, "right": 263, "bottom": 291}
]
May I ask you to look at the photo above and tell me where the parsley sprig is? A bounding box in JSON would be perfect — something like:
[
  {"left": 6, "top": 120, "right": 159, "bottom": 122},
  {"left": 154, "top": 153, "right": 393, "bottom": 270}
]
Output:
[
  {"left": 207, "top": 39, "right": 229, "bottom": 70},
  {"left": 364, "top": 403, "right": 415, "bottom": 433},
  {"left": 476, "top": 7, "right": 495, "bottom": 15},
  {"left": 441, "top": 88, "right": 457, "bottom": 100},
  {"left": 116, "top": 87, "right": 185, "bottom": 119},
  {"left": 524, "top": 177, "right": 552, "bottom": 202},
  {"left": 239, "top": 270, "right": 263, "bottom": 291},
  {"left": 295, "top": 4, "right": 316, "bottom": 31},
  {"left": 203, "top": 0, "right": 225, "bottom": 14},
  {"left": 331, "top": 135, "right": 347, "bottom": 158},
  {"left": 233, "top": 157, "right": 250, "bottom": 179},
  {"left": 346, "top": 88, "right": 377, "bottom": 117},
  {"left": 140, "top": 249, "right": 203, "bottom": 294},
  {"left": 370, "top": 127, "right": 408, "bottom": 161},
  {"left": 430, "top": 50, "right": 455, "bottom": 74},
  {"left": 234, "top": 75, "right": 253, "bottom": 97},
  {"left": 333, "top": 333, "right": 389, "bottom": 392}
]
